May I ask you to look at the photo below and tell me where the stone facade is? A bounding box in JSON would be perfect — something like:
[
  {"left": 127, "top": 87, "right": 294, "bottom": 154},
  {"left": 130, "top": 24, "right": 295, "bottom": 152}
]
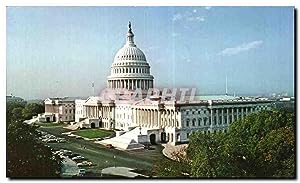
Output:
[
  {"left": 44, "top": 97, "right": 75, "bottom": 122},
  {"left": 43, "top": 23, "right": 274, "bottom": 146}
]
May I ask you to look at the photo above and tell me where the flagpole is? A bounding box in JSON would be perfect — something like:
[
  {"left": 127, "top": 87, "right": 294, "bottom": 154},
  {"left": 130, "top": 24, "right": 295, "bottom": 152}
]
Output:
[{"left": 92, "top": 82, "right": 95, "bottom": 96}]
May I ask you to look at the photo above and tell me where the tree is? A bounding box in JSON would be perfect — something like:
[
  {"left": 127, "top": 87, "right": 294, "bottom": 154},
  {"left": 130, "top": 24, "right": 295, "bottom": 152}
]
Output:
[
  {"left": 187, "top": 132, "right": 232, "bottom": 177},
  {"left": 11, "top": 107, "right": 25, "bottom": 122},
  {"left": 152, "top": 146, "right": 191, "bottom": 177},
  {"left": 7, "top": 101, "right": 61, "bottom": 178},
  {"left": 6, "top": 101, "right": 26, "bottom": 123},
  {"left": 22, "top": 103, "right": 44, "bottom": 120},
  {"left": 225, "top": 110, "right": 295, "bottom": 177},
  {"left": 153, "top": 109, "right": 295, "bottom": 178},
  {"left": 7, "top": 119, "right": 62, "bottom": 178}
]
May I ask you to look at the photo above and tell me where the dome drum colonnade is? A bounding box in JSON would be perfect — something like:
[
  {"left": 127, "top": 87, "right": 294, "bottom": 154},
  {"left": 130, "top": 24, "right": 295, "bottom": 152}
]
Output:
[{"left": 107, "top": 22, "right": 154, "bottom": 91}]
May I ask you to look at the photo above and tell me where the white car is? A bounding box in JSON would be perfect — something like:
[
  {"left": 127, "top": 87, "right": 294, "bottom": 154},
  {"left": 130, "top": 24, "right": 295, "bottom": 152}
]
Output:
[
  {"left": 77, "top": 161, "right": 92, "bottom": 167},
  {"left": 72, "top": 156, "right": 85, "bottom": 160}
]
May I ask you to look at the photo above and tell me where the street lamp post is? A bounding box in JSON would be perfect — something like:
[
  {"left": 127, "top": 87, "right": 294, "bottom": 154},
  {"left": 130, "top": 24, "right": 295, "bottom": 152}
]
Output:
[{"left": 113, "top": 155, "right": 116, "bottom": 168}]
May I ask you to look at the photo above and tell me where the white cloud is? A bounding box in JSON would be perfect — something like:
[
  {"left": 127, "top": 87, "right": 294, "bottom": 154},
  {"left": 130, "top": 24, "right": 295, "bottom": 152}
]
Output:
[
  {"left": 205, "top": 6, "right": 212, "bottom": 10},
  {"left": 172, "top": 10, "right": 206, "bottom": 22},
  {"left": 172, "top": 13, "right": 183, "bottom": 21},
  {"left": 171, "top": 32, "right": 180, "bottom": 37},
  {"left": 218, "top": 40, "right": 263, "bottom": 56},
  {"left": 187, "top": 16, "right": 205, "bottom": 22}
]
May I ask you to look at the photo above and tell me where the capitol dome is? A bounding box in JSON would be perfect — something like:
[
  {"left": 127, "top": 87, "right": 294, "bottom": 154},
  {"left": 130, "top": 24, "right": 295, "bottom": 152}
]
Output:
[
  {"left": 107, "top": 22, "right": 154, "bottom": 91},
  {"left": 114, "top": 45, "right": 146, "bottom": 62}
]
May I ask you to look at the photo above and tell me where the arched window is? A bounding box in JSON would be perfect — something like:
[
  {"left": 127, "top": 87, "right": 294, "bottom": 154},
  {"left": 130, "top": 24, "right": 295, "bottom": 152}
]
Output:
[
  {"left": 192, "top": 118, "right": 196, "bottom": 126},
  {"left": 198, "top": 118, "right": 201, "bottom": 126},
  {"left": 186, "top": 119, "right": 190, "bottom": 127},
  {"left": 126, "top": 68, "right": 128, "bottom": 73}
]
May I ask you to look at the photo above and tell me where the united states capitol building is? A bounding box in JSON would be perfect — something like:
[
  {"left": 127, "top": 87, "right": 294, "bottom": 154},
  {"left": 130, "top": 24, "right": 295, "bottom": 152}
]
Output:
[{"left": 42, "top": 23, "right": 272, "bottom": 148}]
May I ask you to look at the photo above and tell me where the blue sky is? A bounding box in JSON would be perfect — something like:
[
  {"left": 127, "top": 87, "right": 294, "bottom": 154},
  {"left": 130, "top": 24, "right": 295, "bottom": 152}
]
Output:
[{"left": 6, "top": 6, "right": 294, "bottom": 99}]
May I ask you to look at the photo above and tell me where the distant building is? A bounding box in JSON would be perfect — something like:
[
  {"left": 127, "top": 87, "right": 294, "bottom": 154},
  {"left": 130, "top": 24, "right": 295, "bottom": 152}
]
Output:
[
  {"left": 6, "top": 95, "right": 25, "bottom": 103},
  {"left": 75, "top": 99, "right": 87, "bottom": 122},
  {"left": 44, "top": 97, "right": 76, "bottom": 122}
]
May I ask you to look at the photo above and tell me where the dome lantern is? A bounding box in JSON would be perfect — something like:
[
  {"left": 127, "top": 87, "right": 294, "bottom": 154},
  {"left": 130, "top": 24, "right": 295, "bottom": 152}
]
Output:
[{"left": 126, "top": 21, "right": 135, "bottom": 47}]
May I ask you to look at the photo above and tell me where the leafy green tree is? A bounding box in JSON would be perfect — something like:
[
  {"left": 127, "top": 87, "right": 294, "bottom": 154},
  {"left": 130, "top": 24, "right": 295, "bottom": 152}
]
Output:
[
  {"left": 7, "top": 101, "right": 61, "bottom": 178},
  {"left": 7, "top": 119, "right": 62, "bottom": 178},
  {"left": 6, "top": 101, "right": 26, "bottom": 123},
  {"left": 188, "top": 132, "right": 233, "bottom": 177},
  {"left": 22, "top": 103, "right": 44, "bottom": 120},
  {"left": 154, "top": 109, "right": 295, "bottom": 178},
  {"left": 256, "top": 127, "right": 295, "bottom": 177},
  {"left": 153, "top": 146, "right": 191, "bottom": 177},
  {"left": 226, "top": 110, "right": 295, "bottom": 177},
  {"left": 11, "top": 107, "right": 25, "bottom": 122}
]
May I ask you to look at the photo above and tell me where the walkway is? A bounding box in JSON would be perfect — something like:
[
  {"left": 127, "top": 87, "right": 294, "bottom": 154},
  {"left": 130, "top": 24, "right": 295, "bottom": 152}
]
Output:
[
  {"left": 101, "top": 167, "right": 147, "bottom": 178},
  {"left": 61, "top": 156, "right": 79, "bottom": 177},
  {"left": 162, "top": 143, "right": 188, "bottom": 160}
]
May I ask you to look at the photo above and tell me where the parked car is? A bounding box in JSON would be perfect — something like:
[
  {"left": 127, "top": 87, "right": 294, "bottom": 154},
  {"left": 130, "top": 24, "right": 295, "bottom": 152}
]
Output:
[
  {"left": 77, "top": 161, "right": 93, "bottom": 167},
  {"left": 76, "top": 136, "right": 84, "bottom": 140},
  {"left": 105, "top": 144, "right": 114, "bottom": 149},
  {"left": 77, "top": 169, "right": 86, "bottom": 176},
  {"left": 68, "top": 153, "right": 80, "bottom": 158},
  {"left": 46, "top": 139, "right": 58, "bottom": 143},
  {"left": 72, "top": 156, "right": 85, "bottom": 161}
]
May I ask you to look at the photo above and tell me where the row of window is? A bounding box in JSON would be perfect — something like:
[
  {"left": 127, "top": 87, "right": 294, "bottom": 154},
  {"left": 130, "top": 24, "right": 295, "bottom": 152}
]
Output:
[
  {"left": 113, "top": 67, "right": 149, "bottom": 74},
  {"left": 185, "top": 116, "right": 237, "bottom": 127},
  {"left": 117, "top": 54, "right": 145, "bottom": 60},
  {"left": 186, "top": 129, "right": 228, "bottom": 138},
  {"left": 116, "top": 113, "right": 131, "bottom": 120},
  {"left": 114, "top": 62, "right": 147, "bottom": 66},
  {"left": 65, "top": 109, "right": 75, "bottom": 114},
  {"left": 184, "top": 106, "right": 267, "bottom": 115}
]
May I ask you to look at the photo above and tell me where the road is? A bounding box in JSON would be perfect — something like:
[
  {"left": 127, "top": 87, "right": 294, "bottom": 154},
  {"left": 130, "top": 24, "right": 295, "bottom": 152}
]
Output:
[{"left": 40, "top": 125, "right": 165, "bottom": 177}]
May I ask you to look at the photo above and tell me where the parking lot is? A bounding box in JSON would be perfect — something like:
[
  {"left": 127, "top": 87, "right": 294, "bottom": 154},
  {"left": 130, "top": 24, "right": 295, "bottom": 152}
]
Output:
[{"left": 39, "top": 125, "right": 165, "bottom": 177}]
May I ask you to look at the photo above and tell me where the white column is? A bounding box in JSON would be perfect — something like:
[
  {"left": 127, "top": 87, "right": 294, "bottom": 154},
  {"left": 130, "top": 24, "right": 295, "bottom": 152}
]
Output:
[
  {"left": 132, "top": 79, "right": 134, "bottom": 90},
  {"left": 135, "top": 79, "right": 137, "bottom": 90},
  {"left": 226, "top": 108, "right": 229, "bottom": 125},
  {"left": 241, "top": 107, "right": 244, "bottom": 119},
  {"left": 221, "top": 109, "right": 224, "bottom": 125},
  {"left": 210, "top": 109, "right": 213, "bottom": 128},
  {"left": 158, "top": 110, "right": 161, "bottom": 127},
  {"left": 231, "top": 108, "right": 234, "bottom": 122},
  {"left": 216, "top": 109, "right": 219, "bottom": 126}
]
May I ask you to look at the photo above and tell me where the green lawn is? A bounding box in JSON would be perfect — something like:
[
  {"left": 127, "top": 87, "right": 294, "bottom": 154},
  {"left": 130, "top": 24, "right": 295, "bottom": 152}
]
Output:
[
  {"left": 73, "top": 129, "right": 114, "bottom": 139},
  {"left": 35, "top": 122, "right": 67, "bottom": 127}
]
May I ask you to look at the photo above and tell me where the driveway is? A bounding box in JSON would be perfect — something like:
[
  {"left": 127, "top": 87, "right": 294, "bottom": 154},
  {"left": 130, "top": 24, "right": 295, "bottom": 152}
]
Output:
[{"left": 61, "top": 156, "right": 79, "bottom": 177}]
